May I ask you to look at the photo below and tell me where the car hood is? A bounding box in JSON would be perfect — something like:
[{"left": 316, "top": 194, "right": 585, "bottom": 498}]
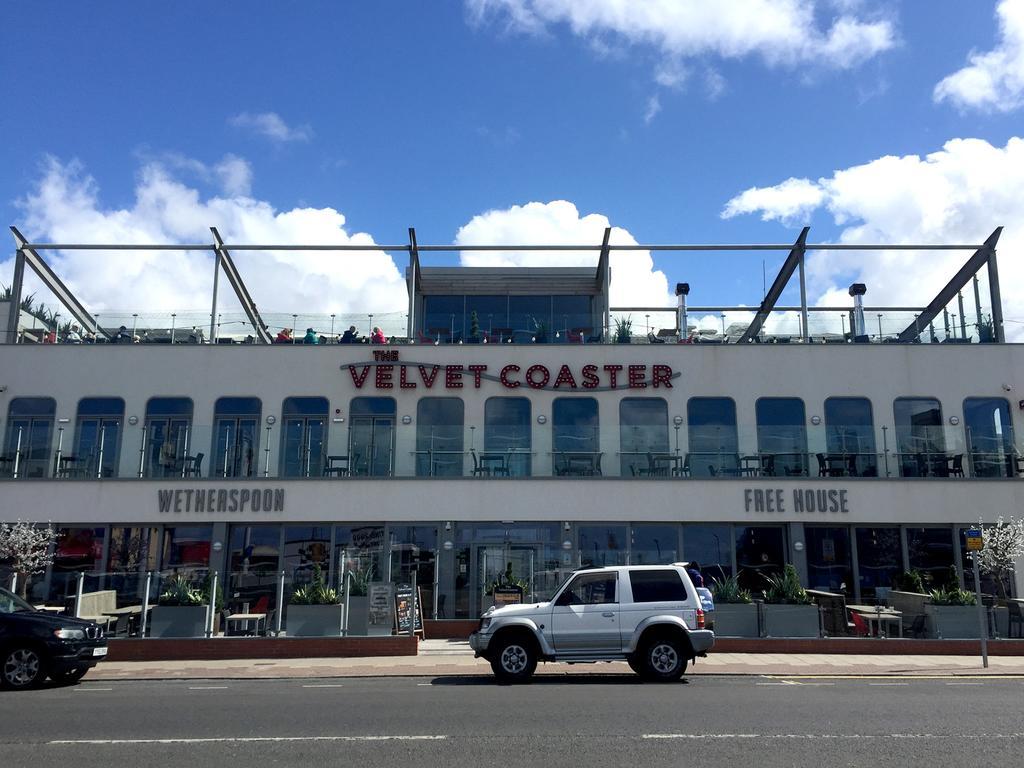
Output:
[
  {"left": 485, "top": 602, "right": 551, "bottom": 618},
  {"left": 12, "top": 611, "right": 98, "bottom": 630}
]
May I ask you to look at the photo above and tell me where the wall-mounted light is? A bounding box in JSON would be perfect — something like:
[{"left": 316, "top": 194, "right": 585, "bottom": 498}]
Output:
[
  {"left": 563, "top": 521, "right": 571, "bottom": 532},
  {"left": 793, "top": 541, "right": 804, "bottom": 552},
  {"left": 445, "top": 521, "right": 452, "bottom": 532},
  {"left": 672, "top": 415, "right": 683, "bottom": 426},
  {"left": 562, "top": 540, "right": 573, "bottom": 551},
  {"left": 949, "top": 415, "right": 960, "bottom": 426},
  {"left": 537, "top": 415, "right": 547, "bottom": 424},
  {"left": 128, "top": 415, "right": 139, "bottom": 426},
  {"left": 810, "top": 415, "right": 822, "bottom": 426},
  {"left": 401, "top": 415, "right": 412, "bottom": 425},
  {"left": 212, "top": 541, "right": 224, "bottom": 553},
  {"left": 443, "top": 540, "right": 454, "bottom": 551},
  {"left": 266, "top": 415, "right": 277, "bottom": 426}
]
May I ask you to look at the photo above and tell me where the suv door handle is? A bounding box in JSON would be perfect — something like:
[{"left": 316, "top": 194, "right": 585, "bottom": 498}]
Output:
[{"left": 602, "top": 612, "right": 615, "bottom": 618}]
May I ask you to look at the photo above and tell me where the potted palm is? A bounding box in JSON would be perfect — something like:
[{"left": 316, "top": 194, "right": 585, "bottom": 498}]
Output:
[
  {"left": 709, "top": 574, "right": 758, "bottom": 637},
  {"left": 150, "top": 574, "right": 210, "bottom": 638},
  {"left": 287, "top": 565, "right": 343, "bottom": 637},
  {"left": 761, "top": 565, "right": 819, "bottom": 637},
  {"left": 928, "top": 585, "right": 979, "bottom": 638},
  {"left": 614, "top": 316, "right": 633, "bottom": 344},
  {"left": 467, "top": 311, "right": 482, "bottom": 343},
  {"left": 344, "top": 566, "right": 373, "bottom": 636}
]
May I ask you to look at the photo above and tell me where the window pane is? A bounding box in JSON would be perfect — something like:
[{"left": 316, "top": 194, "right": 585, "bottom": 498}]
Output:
[
  {"left": 824, "top": 397, "right": 877, "bottom": 477},
  {"left": 484, "top": 397, "right": 531, "bottom": 476},
  {"left": 630, "top": 525, "right": 678, "bottom": 565},
  {"left": 906, "top": 526, "right": 955, "bottom": 589},
  {"left": 283, "top": 526, "right": 332, "bottom": 586},
  {"left": 562, "top": 573, "right": 617, "bottom": 604},
  {"left": 283, "top": 397, "right": 329, "bottom": 416},
  {"left": 214, "top": 398, "right": 261, "bottom": 478},
  {"left": 162, "top": 526, "right": 212, "bottom": 571},
  {"left": 687, "top": 398, "right": 738, "bottom": 477},
  {"left": 620, "top": 398, "right": 669, "bottom": 476},
  {"left": 76, "top": 398, "right": 124, "bottom": 478},
  {"left": 509, "top": 296, "right": 552, "bottom": 341},
  {"left": 964, "top": 397, "right": 1015, "bottom": 478},
  {"left": 579, "top": 525, "right": 627, "bottom": 567},
  {"left": 49, "top": 527, "right": 106, "bottom": 601},
  {"left": 756, "top": 398, "right": 808, "bottom": 476},
  {"left": 552, "top": 398, "right": 598, "bottom": 475},
  {"left": 145, "top": 398, "right": 194, "bottom": 478},
  {"left": 335, "top": 525, "right": 385, "bottom": 584},
  {"left": 894, "top": 398, "right": 945, "bottom": 477},
  {"left": 552, "top": 296, "right": 593, "bottom": 337},
  {"left": 4, "top": 397, "right": 56, "bottom": 479},
  {"left": 805, "top": 526, "right": 852, "bottom": 595},
  {"left": 629, "top": 570, "right": 685, "bottom": 602},
  {"left": 683, "top": 525, "right": 733, "bottom": 584},
  {"left": 422, "top": 296, "right": 464, "bottom": 342},
  {"left": 735, "top": 526, "right": 786, "bottom": 592},
  {"left": 416, "top": 398, "right": 464, "bottom": 477},
  {"left": 465, "top": 296, "right": 508, "bottom": 340},
  {"left": 855, "top": 527, "right": 901, "bottom": 598}
]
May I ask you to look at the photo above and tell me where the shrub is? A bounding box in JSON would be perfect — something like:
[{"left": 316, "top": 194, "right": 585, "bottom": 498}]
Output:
[
  {"left": 710, "top": 574, "right": 753, "bottom": 604},
  {"left": 158, "top": 574, "right": 205, "bottom": 606},
  {"left": 929, "top": 586, "right": 976, "bottom": 606},
  {"left": 762, "top": 565, "right": 811, "bottom": 605},
  {"left": 290, "top": 564, "right": 340, "bottom": 605},
  {"left": 892, "top": 570, "right": 925, "bottom": 594}
]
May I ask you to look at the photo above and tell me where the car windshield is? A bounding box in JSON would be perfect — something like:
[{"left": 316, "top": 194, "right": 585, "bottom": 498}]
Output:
[{"left": 0, "top": 587, "right": 36, "bottom": 614}]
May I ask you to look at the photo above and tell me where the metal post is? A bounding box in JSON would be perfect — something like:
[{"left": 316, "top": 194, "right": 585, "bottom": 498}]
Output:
[
  {"left": 223, "top": 424, "right": 232, "bottom": 478},
  {"left": 877, "top": 314, "right": 883, "bottom": 340},
  {"left": 55, "top": 426, "right": 64, "bottom": 478},
  {"left": 972, "top": 555, "right": 988, "bottom": 668},
  {"left": 74, "top": 571, "right": 85, "bottom": 618},
  {"left": 140, "top": 571, "right": 152, "bottom": 637},
  {"left": 798, "top": 250, "right": 809, "bottom": 343},
  {"left": 263, "top": 425, "right": 271, "bottom": 478},
  {"left": 207, "top": 571, "right": 218, "bottom": 638},
  {"left": 410, "top": 570, "right": 417, "bottom": 638},
  {"left": 170, "top": 313, "right": 176, "bottom": 344},
  {"left": 675, "top": 283, "right": 689, "bottom": 341},
  {"left": 881, "top": 425, "right": 890, "bottom": 477},
  {"left": 330, "top": 314, "right": 336, "bottom": 338},
  {"left": 276, "top": 570, "right": 285, "bottom": 636},
  {"left": 986, "top": 247, "right": 1005, "bottom": 343},
  {"left": 180, "top": 424, "right": 191, "bottom": 478},
  {"left": 12, "top": 426, "right": 23, "bottom": 479},
  {"left": 9, "top": 572, "right": 17, "bottom": 594},
  {"left": 958, "top": 291, "right": 967, "bottom": 339},
  {"left": 97, "top": 426, "right": 106, "bottom": 479},
  {"left": 137, "top": 425, "right": 148, "bottom": 478},
  {"left": 342, "top": 570, "right": 351, "bottom": 637},
  {"left": 972, "top": 275, "right": 983, "bottom": 336},
  {"left": 5, "top": 248, "right": 26, "bottom": 344},
  {"left": 210, "top": 247, "right": 221, "bottom": 342},
  {"left": 943, "top": 308, "right": 950, "bottom": 339},
  {"left": 131, "top": 313, "right": 138, "bottom": 339}
]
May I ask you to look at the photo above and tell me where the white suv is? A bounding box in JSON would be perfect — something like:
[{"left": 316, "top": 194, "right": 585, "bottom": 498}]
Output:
[{"left": 469, "top": 564, "right": 714, "bottom": 683}]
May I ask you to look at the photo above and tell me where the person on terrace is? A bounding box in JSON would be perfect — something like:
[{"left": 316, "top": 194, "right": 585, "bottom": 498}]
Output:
[
  {"left": 340, "top": 325, "right": 358, "bottom": 344},
  {"left": 275, "top": 327, "right": 293, "bottom": 344},
  {"left": 370, "top": 326, "right": 386, "bottom": 344},
  {"left": 303, "top": 327, "right": 319, "bottom": 345}
]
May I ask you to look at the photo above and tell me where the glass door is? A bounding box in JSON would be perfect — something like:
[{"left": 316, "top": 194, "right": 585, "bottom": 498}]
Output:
[
  {"left": 282, "top": 416, "right": 326, "bottom": 477},
  {"left": 215, "top": 417, "right": 259, "bottom": 477},
  {"left": 146, "top": 417, "right": 191, "bottom": 478},
  {"left": 477, "top": 544, "right": 537, "bottom": 614},
  {"left": 5, "top": 416, "right": 53, "bottom": 478},
  {"left": 350, "top": 416, "right": 395, "bottom": 476},
  {"left": 76, "top": 417, "right": 122, "bottom": 478}
]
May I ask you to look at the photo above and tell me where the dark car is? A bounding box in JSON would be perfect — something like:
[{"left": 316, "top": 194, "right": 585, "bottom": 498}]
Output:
[{"left": 0, "top": 587, "right": 108, "bottom": 689}]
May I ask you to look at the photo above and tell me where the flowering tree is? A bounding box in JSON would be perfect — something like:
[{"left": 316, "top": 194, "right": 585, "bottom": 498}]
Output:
[
  {"left": 0, "top": 520, "right": 56, "bottom": 598},
  {"left": 972, "top": 517, "right": 1024, "bottom": 599}
]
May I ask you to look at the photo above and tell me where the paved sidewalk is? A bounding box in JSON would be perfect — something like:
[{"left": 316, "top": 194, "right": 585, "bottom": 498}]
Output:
[{"left": 87, "top": 640, "right": 1024, "bottom": 681}]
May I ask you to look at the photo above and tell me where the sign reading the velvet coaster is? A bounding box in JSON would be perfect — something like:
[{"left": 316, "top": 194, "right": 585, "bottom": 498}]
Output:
[{"left": 394, "top": 585, "right": 424, "bottom": 636}]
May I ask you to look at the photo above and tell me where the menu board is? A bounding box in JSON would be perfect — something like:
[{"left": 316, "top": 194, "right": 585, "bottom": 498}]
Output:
[
  {"left": 394, "top": 585, "right": 425, "bottom": 636},
  {"left": 492, "top": 585, "right": 525, "bottom": 607}
]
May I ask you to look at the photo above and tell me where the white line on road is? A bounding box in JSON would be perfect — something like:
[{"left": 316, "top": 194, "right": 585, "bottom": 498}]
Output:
[
  {"left": 945, "top": 682, "right": 983, "bottom": 686},
  {"left": 74, "top": 688, "right": 113, "bottom": 692},
  {"left": 417, "top": 683, "right": 432, "bottom": 686},
  {"left": 188, "top": 686, "right": 229, "bottom": 690},
  {"left": 48, "top": 735, "right": 448, "bottom": 746},
  {"left": 302, "top": 684, "right": 345, "bottom": 688},
  {"left": 643, "top": 734, "right": 1024, "bottom": 740},
  {"left": 869, "top": 683, "right": 909, "bottom": 687}
]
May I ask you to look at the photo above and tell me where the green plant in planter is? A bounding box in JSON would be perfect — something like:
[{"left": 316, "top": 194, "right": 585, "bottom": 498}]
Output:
[
  {"left": 710, "top": 574, "right": 752, "bottom": 604},
  {"left": 614, "top": 316, "right": 633, "bottom": 343},
  {"left": 761, "top": 565, "right": 811, "bottom": 605},
  {"left": 469, "top": 310, "right": 481, "bottom": 342},
  {"left": 929, "top": 586, "right": 976, "bottom": 606},
  {"left": 346, "top": 565, "right": 374, "bottom": 597},
  {"left": 892, "top": 570, "right": 926, "bottom": 593},
  {"left": 531, "top": 316, "right": 548, "bottom": 343},
  {"left": 291, "top": 564, "right": 341, "bottom": 605},
  {"left": 158, "top": 574, "right": 205, "bottom": 606}
]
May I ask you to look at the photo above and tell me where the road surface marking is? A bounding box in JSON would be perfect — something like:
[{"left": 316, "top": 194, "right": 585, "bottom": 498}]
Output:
[
  {"left": 643, "top": 733, "right": 1024, "bottom": 740},
  {"left": 946, "top": 682, "right": 983, "bottom": 686},
  {"left": 417, "top": 683, "right": 432, "bottom": 686},
  {"left": 869, "top": 683, "right": 909, "bottom": 687},
  {"left": 75, "top": 688, "right": 113, "bottom": 692},
  {"left": 188, "top": 686, "right": 229, "bottom": 690},
  {"left": 302, "top": 684, "right": 345, "bottom": 688},
  {"left": 49, "top": 735, "right": 448, "bottom": 745}
]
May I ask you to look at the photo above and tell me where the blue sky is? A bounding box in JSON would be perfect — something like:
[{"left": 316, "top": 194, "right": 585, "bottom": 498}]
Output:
[{"left": 2, "top": 1, "right": 1024, "bottom": 335}]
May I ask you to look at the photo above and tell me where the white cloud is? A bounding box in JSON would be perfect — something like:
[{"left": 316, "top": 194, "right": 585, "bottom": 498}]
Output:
[
  {"left": 934, "top": 0, "right": 1024, "bottom": 112},
  {"left": 213, "top": 155, "right": 253, "bottom": 197},
  {"left": 466, "top": 0, "right": 896, "bottom": 69},
  {"left": 643, "top": 94, "right": 662, "bottom": 124},
  {"left": 229, "top": 111, "right": 313, "bottom": 142},
  {"left": 721, "top": 177, "right": 826, "bottom": 225},
  {"left": 720, "top": 137, "right": 1024, "bottom": 340},
  {"left": 454, "top": 200, "right": 673, "bottom": 312},
  {"left": 5, "top": 157, "right": 406, "bottom": 326}
]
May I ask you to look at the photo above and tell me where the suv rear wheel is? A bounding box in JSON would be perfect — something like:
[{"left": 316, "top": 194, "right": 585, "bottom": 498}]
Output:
[
  {"left": 639, "top": 635, "right": 688, "bottom": 682},
  {"left": 1, "top": 646, "right": 47, "bottom": 690},
  {"left": 490, "top": 635, "right": 537, "bottom": 684}
]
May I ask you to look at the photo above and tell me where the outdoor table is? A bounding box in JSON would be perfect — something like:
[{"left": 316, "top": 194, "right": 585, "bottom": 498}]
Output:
[
  {"left": 825, "top": 454, "right": 851, "bottom": 477},
  {"left": 554, "top": 452, "right": 602, "bottom": 476},
  {"left": 849, "top": 606, "right": 903, "bottom": 638},
  {"left": 740, "top": 455, "right": 762, "bottom": 477},
  {"left": 103, "top": 605, "right": 144, "bottom": 636},
  {"left": 33, "top": 605, "right": 66, "bottom": 614},
  {"left": 478, "top": 453, "right": 510, "bottom": 476},
  {"left": 225, "top": 612, "right": 267, "bottom": 636}
]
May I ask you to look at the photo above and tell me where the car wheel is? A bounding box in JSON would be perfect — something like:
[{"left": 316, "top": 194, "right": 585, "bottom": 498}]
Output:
[
  {"left": 1, "top": 646, "right": 47, "bottom": 690},
  {"left": 641, "top": 636, "right": 688, "bottom": 682},
  {"left": 627, "top": 654, "right": 644, "bottom": 675},
  {"left": 490, "top": 636, "right": 537, "bottom": 683},
  {"left": 50, "top": 667, "right": 89, "bottom": 686}
]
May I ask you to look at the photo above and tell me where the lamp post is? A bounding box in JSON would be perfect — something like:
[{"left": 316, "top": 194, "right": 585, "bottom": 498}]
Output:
[
  {"left": 330, "top": 314, "right": 336, "bottom": 337},
  {"left": 292, "top": 314, "right": 298, "bottom": 344},
  {"left": 131, "top": 313, "right": 138, "bottom": 339},
  {"left": 171, "top": 313, "right": 176, "bottom": 344},
  {"left": 877, "top": 313, "right": 883, "bottom": 340},
  {"left": 720, "top": 313, "right": 726, "bottom": 336}
]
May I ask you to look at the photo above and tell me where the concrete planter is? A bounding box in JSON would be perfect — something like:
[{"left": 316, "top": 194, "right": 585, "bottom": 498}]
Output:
[
  {"left": 930, "top": 605, "right": 984, "bottom": 639},
  {"left": 287, "top": 605, "right": 344, "bottom": 637},
  {"left": 345, "top": 596, "right": 370, "bottom": 636},
  {"left": 763, "top": 604, "right": 820, "bottom": 638},
  {"left": 711, "top": 603, "right": 760, "bottom": 637},
  {"left": 150, "top": 605, "right": 209, "bottom": 638}
]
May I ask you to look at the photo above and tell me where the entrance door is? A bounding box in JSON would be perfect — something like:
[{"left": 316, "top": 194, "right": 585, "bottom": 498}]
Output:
[
  {"left": 282, "top": 416, "right": 326, "bottom": 477},
  {"left": 215, "top": 417, "right": 259, "bottom": 477},
  {"left": 478, "top": 544, "right": 536, "bottom": 614},
  {"left": 350, "top": 416, "right": 395, "bottom": 476},
  {"left": 550, "top": 571, "right": 620, "bottom": 653}
]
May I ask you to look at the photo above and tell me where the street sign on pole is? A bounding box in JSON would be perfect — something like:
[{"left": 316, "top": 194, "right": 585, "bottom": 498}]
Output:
[{"left": 966, "top": 528, "right": 988, "bottom": 668}]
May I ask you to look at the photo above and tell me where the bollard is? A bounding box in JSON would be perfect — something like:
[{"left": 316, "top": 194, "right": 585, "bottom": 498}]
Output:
[
  {"left": 9, "top": 572, "right": 17, "bottom": 594},
  {"left": 74, "top": 572, "right": 85, "bottom": 618},
  {"left": 342, "top": 571, "right": 352, "bottom": 637},
  {"left": 410, "top": 571, "right": 417, "bottom": 638},
  {"left": 276, "top": 570, "right": 285, "bottom": 636},
  {"left": 140, "top": 571, "right": 152, "bottom": 638}
]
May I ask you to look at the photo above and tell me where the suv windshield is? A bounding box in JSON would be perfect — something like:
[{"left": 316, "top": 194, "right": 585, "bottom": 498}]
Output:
[{"left": 0, "top": 587, "right": 35, "bottom": 614}]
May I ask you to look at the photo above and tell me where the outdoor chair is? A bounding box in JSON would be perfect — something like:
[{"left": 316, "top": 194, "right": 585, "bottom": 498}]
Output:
[
  {"left": 950, "top": 454, "right": 965, "bottom": 477},
  {"left": 849, "top": 610, "right": 870, "bottom": 637},
  {"left": 647, "top": 332, "right": 665, "bottom": 344},
  {"left": 324, "top": 455, "right": 351, "bottom": 477},
  {"left": 470, "top": 450, "right": 488, "bottom": 477},
  {"left": 182, "top": 452, "right": 204, "bottom": 478},
  {"left": 816, "top": 453, "right": 828, "bottom": 477},
  {"left": 906, "top": 613, "right": 928, "bottom": 639}
]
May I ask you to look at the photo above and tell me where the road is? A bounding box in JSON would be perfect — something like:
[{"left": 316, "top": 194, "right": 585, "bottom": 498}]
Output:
[{"left": 2, "top": 674, "right": 1023, "bottom": 768}]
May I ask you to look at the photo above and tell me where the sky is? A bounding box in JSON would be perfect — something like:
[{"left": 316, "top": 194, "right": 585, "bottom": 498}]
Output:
[{"left": 2, "top": 1, "right": 1024, "bottom": 338}]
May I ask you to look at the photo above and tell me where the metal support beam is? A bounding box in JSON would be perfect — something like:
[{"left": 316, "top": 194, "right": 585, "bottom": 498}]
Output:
[
  {"left": 597, "top": 228, "right": 612, "bottom": 338},
  {"left": 5, "top": 248, "right": 25, "bottom": 344},
  {"left": 738, "top": 227, "right": 809, "bottom": 344},
  {"left": 987, "top": 244, "right": 1005, "bottom": 343},
  {"left": 210, "top": 228, "right": 272, "bottom": 344},
  {"left": 896, "top": 228, "right": 1002, "bottom": 343},
  {"left": 407, "top": 227, "right": 420, "bottom": 339},
  {"left": 10, "top": 226, "right": 105, "bottom": 339}
]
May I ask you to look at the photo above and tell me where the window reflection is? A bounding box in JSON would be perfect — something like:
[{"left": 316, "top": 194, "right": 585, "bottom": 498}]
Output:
[
  {"left": 619, "top": 398, "right": 669, "bottom": 477},
  {"left": 907, "top": 526, "right": 955, "bottom": 589},
  {"left": 484, "top": 397, "right": 531, "bottom": 476},
  {"left": 894, "top": 398, "right": 945, "bottom": 477},
  {"left": 735, "top": 525, "right": 785, "bottom": 592},
  {"left": 963, "top": 397, "right": 1015, "bottom": 478},
  {"left": 552, "top": 398, "right": 599, "bottom": 475},
  {"left": 579, "top": 525, "right": 627, "bottom": 567},
  {"left": 683, "top": 525, "right": 733, "bottom": 585},
  {"left": 75, "top": 397, "right": 124, "bottom": 478},
  {"left": 687, "top": 398, "right": 739, "bottom": 477},
  {"left": 145, "top": 398, "right": 194, "bottom": 478},
  {"left": 756, "top": 398, "right": 808, "bottom": 477},
  {"left": 416, "top": 398, "right": 464, "bottom": 477},
  {"left": 213, "top": 397, "right": 261, "bottom": 478},
  {"left": 281, "top": 397, "right": 328, "bottom": 478},
  {"left": 855, "top": 527, "right": 901, "bottom": 598},
  {"left": 3, "top": 397, "right": 56, "bottom": 479},
  {"left": 823, "top": 397, "right": 877, "bottom": 477},
  {"left": 630, "top": 524, "right": 678, "bottom": 565},
  {"left": 805, "top": 526, "right": 852, "bottom": 595}
]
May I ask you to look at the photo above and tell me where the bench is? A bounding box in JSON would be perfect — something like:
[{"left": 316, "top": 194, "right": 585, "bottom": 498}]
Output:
[
  {"left": 888, "top": 590, "right": 932, "bottom": 638},
  {"left": 76, "top": 590, "right": 117, "bottom": 632}
]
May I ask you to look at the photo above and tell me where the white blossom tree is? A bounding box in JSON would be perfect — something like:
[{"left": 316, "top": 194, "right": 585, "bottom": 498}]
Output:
[
  {"left": 0, "top": 520, "right": 56, "bottom": 598},
  {"left": 972, "top": 517, "right": 1024, "bottom": 599}
]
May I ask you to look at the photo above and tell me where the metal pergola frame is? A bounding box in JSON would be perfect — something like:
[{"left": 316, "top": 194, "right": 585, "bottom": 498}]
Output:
[{"left": 4, "top": 226, "right": 1005, "bottom": 345}]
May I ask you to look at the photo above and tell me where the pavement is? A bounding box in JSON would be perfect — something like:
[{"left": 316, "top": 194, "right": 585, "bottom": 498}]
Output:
[
  {"left": 3, "top": 674, "right": 1023, "bottom": 768},
  {"left": 86, "top": 639, "right": 1024, "bottom": 680}
]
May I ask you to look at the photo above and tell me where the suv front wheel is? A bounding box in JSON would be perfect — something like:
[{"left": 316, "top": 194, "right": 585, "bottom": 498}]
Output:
[
  {"left": 638, "top": 634, "right": 688, "bottom": 682},
  {"left": 1, "top": 646, "right": 48, "bottom": 690},
  {"left": 490, "top": 634, "right": 538, "bottom": 684}
]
